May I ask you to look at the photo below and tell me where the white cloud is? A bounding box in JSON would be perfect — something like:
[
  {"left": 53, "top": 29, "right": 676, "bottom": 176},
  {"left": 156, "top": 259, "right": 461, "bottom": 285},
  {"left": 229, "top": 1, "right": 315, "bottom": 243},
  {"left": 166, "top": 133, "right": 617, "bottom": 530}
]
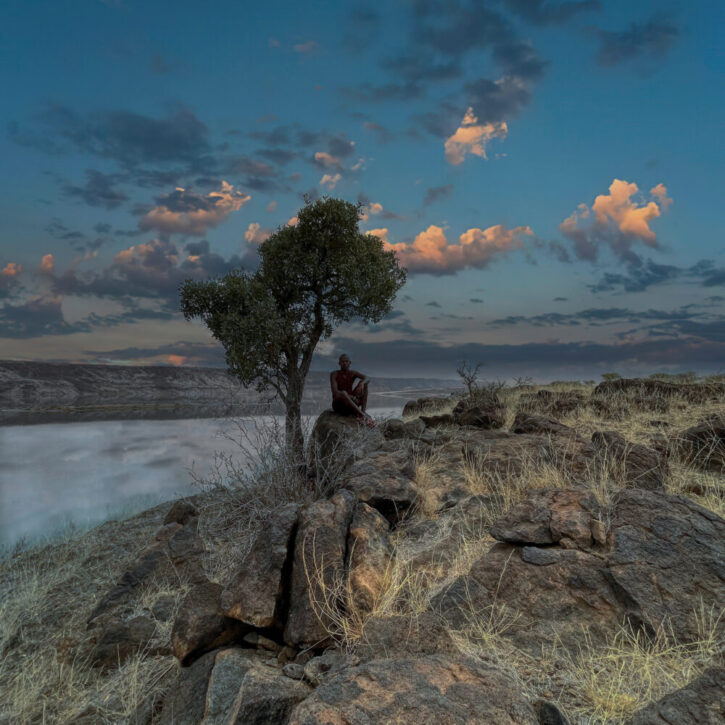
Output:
[{"left": 444, "top": 107, "right": 507, "bottom": 165}]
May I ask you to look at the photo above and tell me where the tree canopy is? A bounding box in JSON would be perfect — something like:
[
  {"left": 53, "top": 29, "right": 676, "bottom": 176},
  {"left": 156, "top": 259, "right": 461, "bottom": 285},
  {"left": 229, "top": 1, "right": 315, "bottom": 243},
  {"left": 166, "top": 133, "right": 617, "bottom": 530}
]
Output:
[{"left": 180, "top": 196, "right": 407, "bottom": 460}]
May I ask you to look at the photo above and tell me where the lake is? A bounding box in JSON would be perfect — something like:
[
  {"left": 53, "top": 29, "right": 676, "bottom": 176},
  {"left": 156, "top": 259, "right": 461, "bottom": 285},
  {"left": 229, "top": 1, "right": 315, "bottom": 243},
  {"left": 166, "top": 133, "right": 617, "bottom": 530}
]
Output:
[{"left": 0, "top": 406, "right": 404, "bottom": 549}]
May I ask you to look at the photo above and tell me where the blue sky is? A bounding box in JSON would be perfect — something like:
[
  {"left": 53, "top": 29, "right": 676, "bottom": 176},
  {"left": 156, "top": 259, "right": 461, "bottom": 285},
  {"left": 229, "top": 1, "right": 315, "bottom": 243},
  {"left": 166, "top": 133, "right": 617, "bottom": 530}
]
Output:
[{"left": 1, "top": 0, "right": 724, "bottom": 379}]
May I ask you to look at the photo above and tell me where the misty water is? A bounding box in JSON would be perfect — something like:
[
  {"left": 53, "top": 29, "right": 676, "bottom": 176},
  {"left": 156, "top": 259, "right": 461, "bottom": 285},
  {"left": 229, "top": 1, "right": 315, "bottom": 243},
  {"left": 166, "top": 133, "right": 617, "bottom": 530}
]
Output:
[{"left": 0, "top": 406, "right": 401, "bottom": 549}]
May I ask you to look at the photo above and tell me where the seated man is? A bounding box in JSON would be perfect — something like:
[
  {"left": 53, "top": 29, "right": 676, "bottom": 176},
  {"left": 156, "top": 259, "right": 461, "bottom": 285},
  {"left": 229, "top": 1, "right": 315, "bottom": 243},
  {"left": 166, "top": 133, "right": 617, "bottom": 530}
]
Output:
[{"left": 330, "top": 354, "right": 374, "bottom": 426}]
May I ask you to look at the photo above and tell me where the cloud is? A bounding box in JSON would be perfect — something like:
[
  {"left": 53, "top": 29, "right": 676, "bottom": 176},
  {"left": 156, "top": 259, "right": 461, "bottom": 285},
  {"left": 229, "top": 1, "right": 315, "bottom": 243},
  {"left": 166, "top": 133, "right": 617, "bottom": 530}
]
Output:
[
  {"left": 139, "top": 181, "right": 250, "bottom": 236},
  {"left": 61, "top": 169, "right": 129, "bottom": 209},
  {"left": 367, "top": 228, "right": 388, "bottom": 243},
  {"left": 244, "top": 222, "right": 272, "bottom": 245},
  {"left": 560, "top": 179, "right": 672, "bottom": 262},
  {"left": 166, "top": 354, "right": 186, "bottom": 366},
  {"left": 385, "top": 223, "right": 532, "bottom": 275},
  {"left": 266, "top": 200, "right": 278, "bottom": 212},
  {"left": 502, "top": 0, "right": 601, "bottom": 25},
  {"left": 13, "top": 103, "right": 210, "bottom": 166},
  {"left": 423, "top": 184, "right": 454, "bottom": 206},
  {"left": 464, "top": 74, "right": 536, "bottom": 125},
  {"left": 0, "top": 294, "right": 91, "bottom": 338},
  {"left": 470, "top": 298, "right": 484, "bottom": 303},
  {"left": 40, "top": 254, "right": 54, "bottom": 273},
  {"left": 444, "top": 108, "right": 507, "bottom": 165},
  {"left": 595, "top": 15, "right": 679, "bottom": 67},
  {"left": 362, "top": 121, "right": 393, "bottom": 143},
  {"left": 2, "top": 263, "right": 22, "bottom": 277},
  {"left": 320, "top": 173, "right": 342, "bottom": 190},
  {"left": 360, "top": 202, "right": 383, "bottom": 221},
  {"left": 293, "top": 40, "right": 319, "bottom": 54},
  {"left": 314, "top": 151, "right": 341, "bottom": 170}
]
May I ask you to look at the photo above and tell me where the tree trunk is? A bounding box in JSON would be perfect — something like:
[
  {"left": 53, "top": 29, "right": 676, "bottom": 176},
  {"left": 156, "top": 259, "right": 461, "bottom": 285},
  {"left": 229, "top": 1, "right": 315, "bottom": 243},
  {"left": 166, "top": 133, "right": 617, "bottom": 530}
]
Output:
[{"left": 285, "top": 375, "right": 305, "bottom": 469}]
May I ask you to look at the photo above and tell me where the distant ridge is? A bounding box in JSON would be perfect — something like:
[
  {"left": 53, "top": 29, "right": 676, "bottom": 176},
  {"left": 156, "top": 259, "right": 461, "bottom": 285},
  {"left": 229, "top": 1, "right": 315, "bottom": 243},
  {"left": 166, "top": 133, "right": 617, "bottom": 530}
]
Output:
[{"left": 0, "top": 360, "right": 457, "bottom": 409}]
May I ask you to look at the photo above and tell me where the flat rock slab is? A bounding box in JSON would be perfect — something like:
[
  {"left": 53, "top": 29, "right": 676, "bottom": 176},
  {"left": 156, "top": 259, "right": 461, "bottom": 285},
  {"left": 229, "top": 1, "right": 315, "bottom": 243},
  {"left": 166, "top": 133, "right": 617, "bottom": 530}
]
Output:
[{"left": 287, "top": 654, "right": 539, "bottom": 725}]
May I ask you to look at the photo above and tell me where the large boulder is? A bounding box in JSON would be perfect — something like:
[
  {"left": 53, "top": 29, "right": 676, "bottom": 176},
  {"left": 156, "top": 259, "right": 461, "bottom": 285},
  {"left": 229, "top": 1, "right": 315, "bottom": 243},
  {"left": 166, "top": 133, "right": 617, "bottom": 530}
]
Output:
[
  {"left": 159, "top": 648, "right": 310, "bottom": 725},
  {"left": 593, "top": 377, "right": 725, "bottom": 403},
  {"left": 402, "top": 396, "right": 454, "bottom": 417},
  {"left": 221, "top": 503, "right": 299, "bottom": 629},
  {"left": 607, "top": 488, "right": 725, "bottom": 643},
  {"left": 346, "top": 503, "right": 393, "bottom": 614},
  {"left": 287, "top": 655, "right": 539, "bottom": 725},
  {"left": 342, "top": 448, "right": 420, "bottom": 523},
  {"left": 89, "top": 615, "right": 159, "bottom": 671},
  {"left": 675, "top": 414, "right": 725, "bottom": 472},
  {"left": 453, "top": 393, "right": 505, "bottom": 429},
  {"left": 627, "top": 667, "right": 725, "bottom": 725},
  {"left": 309, "top": 409, "right": 380, "bottom": 482},
  {"left": 172, "top": 582, "right": 244, "bottom": 665},
  {"left": 284, "top": 490, "right": 356, "bottom": 648},
  {"left": 510, "top": 412, "right": 576, "bottom": 437},
  {"left": 589, "top": 430, "right": 667, "bottom": 489}
]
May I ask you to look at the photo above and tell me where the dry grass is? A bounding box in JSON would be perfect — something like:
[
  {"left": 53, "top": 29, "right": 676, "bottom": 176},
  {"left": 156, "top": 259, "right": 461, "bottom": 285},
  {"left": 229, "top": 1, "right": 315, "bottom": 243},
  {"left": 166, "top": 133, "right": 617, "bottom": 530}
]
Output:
[
  {"left": 551, "top": 602, "right": 723, "bottom": 723},
  {"left": 0, "top": 511, "right": 182, "bottom": 724}
]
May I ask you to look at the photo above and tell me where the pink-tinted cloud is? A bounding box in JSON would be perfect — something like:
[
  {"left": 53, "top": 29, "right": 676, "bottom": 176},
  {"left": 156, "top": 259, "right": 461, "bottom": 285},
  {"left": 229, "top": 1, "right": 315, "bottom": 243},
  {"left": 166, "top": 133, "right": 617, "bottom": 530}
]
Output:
[
  {"left": 384, "top": 223, "right": 532, "bottom": 275},
  {"left": 444, "top": 108, "right": 507, "bottom": 165},
  {"left": 314, "top": 151, "right": 341, "bottom": 169},
  {"left": 266, "top": 200, "right": 278, "bottom": 213},
  {"left": 560, "top": 179, "right": 672, "bottom": 261},
  {"left": 2, "top": 262, "right": 22, "bottom": 276},
  {"left": 360, "top": 202, "right": 383, "bottom": 221},
  {"left": 40, "top": 254, "right": 54, "bottom": 273},
  {"left": 166, "top": 354, "right": 186, "bottom": 366},
  {"left": 287, "top": 216, "right": 299, "bottom": 226},
  {"left": 244, "top": 222, "right": 273, "bottom": 245},
  {"left": 293, "top": 40, "right": 319, "bottom": 54},
  {"left": 367, "top": 227, "right": 388, "bottom": 243},
  {"left": 320, "top": 173, "right": 341, "bottom": 190},
  {"left": 139, "top": 181, "right": 250, "bottom": 236}
]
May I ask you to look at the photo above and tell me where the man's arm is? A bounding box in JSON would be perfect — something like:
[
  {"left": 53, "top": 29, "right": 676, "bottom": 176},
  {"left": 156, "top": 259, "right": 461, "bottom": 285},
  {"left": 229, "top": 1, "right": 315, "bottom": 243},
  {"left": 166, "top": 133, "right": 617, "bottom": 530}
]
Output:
[
  {"left": 330, "top": 371, "right": 340, "bottom": 398},
  {"left": 350, "top": 370, "right": 370, "bottom": 386}
]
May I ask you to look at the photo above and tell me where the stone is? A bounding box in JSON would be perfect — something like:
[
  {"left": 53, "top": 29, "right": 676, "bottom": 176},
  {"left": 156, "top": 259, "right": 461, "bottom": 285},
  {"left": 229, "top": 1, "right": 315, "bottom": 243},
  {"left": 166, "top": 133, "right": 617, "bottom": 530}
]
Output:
[
  {"left": 343, "top": 449, "right": 420, "bottom": 523},
  {"left": 383, "top": 417, "right": 426, "bottom": 439},
  {"left": 676, "top": 415, "right": 725, "bottom": 472},
  {"left": 517, "top": 390, "right": 586, "bottom": 418},
  {"left": 287, "top": 655, "right": 539, "bottom": 724},
  {"left": 303, "top": 652, "right": 360, "bottom": 686},
  {"left": 607, "top": 489, "right": 725, "bottom": 643},
  {"left": 163, "top": 499, "right": 198, "bottom": 526},
  {"left": 627, "top": 667, "right": 725, "bottom": 724},
  {"left": 90, "top": 615, "right": 158, "bottom": 670},
  {"left": 243, "top": 632, "right": 282, "bottom": 652},
  {"left": 159, "top": 648, "right": 310, "bottom": 725},
  {"left": 150, "top": 594, "right": 176, "bottom": 622},
  {"left": 454, "top": 398, "right": 505, "bottom": 429},
  {"left": 283, "top": 663, "right": 305, "bottom": 680},
  {"left": 309, "top": 409, "right": 380, "bottom": 481},
  {"left": 510, "top": 412, "right": 575, "bottom": 437},
  {"left": 88, "top": 518, "right": 206, "bottom": 624},
  {"left": 590, "top": 430, "right": 667, "bottom": 489},
  {"left": 593, "top": 377, "right": 725, "bottom": 403},
  {"left": 171, "top": 582, "right": 244, "bottom": 664},
  {"left": 402, "top": 396, "right": 454, "bottom": 417},
  {"left": 221, "top": 503, "right": 299, "bottom": 629},
  {"left": 420, "top": 413, "right": 454, "bottom": 427},
  {"left": 490, "top": 489, "right": 601, "bottom": 549},
  {"left": 283, "top": 489, "right": 356, "bottom": 648},
  {"left": 533, "top": 699, "right": 571, "bottom": 725},
  {"left": 346, "top": 502, "right": 393, "bottom": 614}
]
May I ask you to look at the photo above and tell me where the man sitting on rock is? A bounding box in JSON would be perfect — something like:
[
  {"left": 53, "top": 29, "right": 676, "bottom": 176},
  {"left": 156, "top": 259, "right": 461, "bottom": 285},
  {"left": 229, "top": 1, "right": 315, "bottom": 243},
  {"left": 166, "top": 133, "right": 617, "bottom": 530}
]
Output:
[{"left": 331, "top": 354, "right": 374, "bottom": 427}]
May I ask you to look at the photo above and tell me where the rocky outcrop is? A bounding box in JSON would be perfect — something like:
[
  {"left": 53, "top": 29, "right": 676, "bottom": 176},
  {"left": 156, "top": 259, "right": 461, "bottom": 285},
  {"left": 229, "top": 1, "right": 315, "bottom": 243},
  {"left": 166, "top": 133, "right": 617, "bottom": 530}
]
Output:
[
  {"left": 593, "top": 377, "right": 725, "bottom": 403},
  {"left": 287, "top": 655, "right": 539, "bottom": 725},
  {"left": 436, "top": 487, "right": 725, "bottom": 652},
  {"left": 452, "top": 392, "right": 505, "bottom": 429},
  {"left": 517, "top": 390, "right": 587, "bottom": 418},
  {"left": 402, "top": 396, "right": 455, "bottom": 417},
  {"left": 510, "top": 412, "right": 576, "bottom": 437},
  {"left": 627, "top": 667, "right": 725, "bottom": 724}
]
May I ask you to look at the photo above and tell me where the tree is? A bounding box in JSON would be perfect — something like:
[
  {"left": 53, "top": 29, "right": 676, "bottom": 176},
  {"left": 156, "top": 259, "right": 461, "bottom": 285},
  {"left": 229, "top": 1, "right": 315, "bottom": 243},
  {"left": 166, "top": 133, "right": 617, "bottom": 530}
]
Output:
[
  {"left": 180, "top": 196, "right": 407, "bottom": 464},
  {"left": 456, "top": 359, "right": 484, "bottom": 397}
]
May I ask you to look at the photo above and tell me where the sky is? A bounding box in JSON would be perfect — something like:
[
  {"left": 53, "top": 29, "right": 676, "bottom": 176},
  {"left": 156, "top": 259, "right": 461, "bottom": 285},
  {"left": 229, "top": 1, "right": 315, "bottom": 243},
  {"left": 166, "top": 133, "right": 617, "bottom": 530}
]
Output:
[{"left": 1, "top": 0, "right": 724, "bottom": 381}]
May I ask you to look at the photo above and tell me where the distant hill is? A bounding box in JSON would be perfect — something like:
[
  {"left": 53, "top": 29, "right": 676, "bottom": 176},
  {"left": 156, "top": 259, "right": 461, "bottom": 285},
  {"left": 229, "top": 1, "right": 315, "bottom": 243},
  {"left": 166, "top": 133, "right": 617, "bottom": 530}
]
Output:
[{"left": 0, "top": 361, "right": 458, "bottom": 410}]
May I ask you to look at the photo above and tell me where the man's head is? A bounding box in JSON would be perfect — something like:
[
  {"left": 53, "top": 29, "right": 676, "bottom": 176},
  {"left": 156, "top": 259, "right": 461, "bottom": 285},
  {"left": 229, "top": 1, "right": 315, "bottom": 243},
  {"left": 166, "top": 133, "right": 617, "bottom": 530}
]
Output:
[{"left": 338, "top": 354, "right": 351, "bottom": 370}]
